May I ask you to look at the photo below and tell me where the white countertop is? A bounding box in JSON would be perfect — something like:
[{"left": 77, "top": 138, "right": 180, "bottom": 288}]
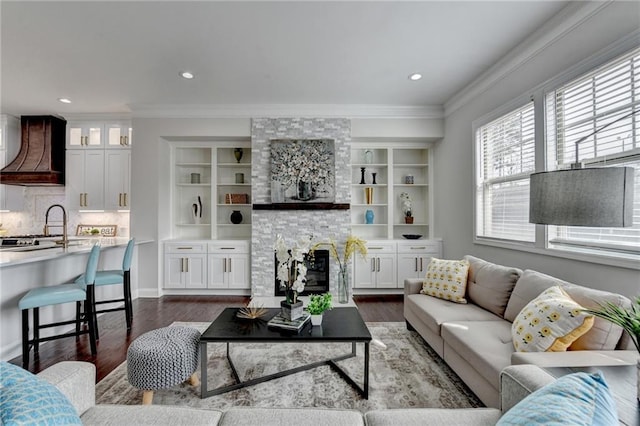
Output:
[{"left": 0, "top": 238, "right": 152, "bottom": 267}]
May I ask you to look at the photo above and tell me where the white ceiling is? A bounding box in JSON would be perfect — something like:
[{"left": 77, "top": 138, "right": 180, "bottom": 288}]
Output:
[{"left": 1, "top": 1, "right": 570, "bottom": 117}]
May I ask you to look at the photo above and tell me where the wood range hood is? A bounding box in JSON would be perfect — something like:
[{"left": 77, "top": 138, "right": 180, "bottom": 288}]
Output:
[{"left": 0, "top": 115, "right": 67, "bottom": 186}]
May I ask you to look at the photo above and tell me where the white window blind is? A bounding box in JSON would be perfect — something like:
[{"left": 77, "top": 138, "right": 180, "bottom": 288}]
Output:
[
  {"left": 476, "top": 102, "right": 536, "bottom": 242},
  {"left": 545, "top": 47, "right": 640, "bottom": 254}
]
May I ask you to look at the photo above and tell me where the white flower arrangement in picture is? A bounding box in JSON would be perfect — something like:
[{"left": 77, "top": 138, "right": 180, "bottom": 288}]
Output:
[{"left": 274, "top": 234, "right": 313, "bottom": 303}]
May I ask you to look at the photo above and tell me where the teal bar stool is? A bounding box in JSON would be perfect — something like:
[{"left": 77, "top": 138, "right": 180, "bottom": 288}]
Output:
[
  {"left": 76, "top": 239, "right": 135, "bottom": 339},
  {"left": 19, "top": 244, "right": 100, "bottom": 368}
]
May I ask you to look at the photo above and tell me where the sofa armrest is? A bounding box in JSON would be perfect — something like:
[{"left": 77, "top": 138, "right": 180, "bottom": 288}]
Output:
[
  {"left": 500, "top": 364, "right": 556, "bottom": 413},
  {"left": 37, "top": 361, "right": 96, "bottom": 416},
  {"left": 511, "top": 350, "right": 637, "bottom": 368},
  {"left": 404, "top": 278, "right": 422, "bottom": 296}
]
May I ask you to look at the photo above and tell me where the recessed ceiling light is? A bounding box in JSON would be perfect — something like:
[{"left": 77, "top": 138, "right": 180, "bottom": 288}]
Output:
[
  {"left": 180, "top": 71, "right": 195, "bottom": 79},
  {"left": 408, "top": 73, "right": 422, "bottom": 81},
  {"left": 58, "top": 98, "right": 72, "bottom": 103}
]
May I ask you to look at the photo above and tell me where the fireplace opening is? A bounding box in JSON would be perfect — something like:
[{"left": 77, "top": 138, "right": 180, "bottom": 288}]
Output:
[{"left": 274, "top": 250, "right": 330, "bottom": 296}]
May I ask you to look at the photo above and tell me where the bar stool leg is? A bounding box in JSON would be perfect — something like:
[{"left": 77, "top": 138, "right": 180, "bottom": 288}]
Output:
[
  {"left": 86, "top": 285, "right": 98, "bottom": 355},
  {"left": 21, "top": 309, "right": 29, "bottom": 368},
  {"left": 33, "top": 308, "right": 40, "bottom": 355},
  {"left": 124, "top": 270, "right": 132, "bottom": 331}
]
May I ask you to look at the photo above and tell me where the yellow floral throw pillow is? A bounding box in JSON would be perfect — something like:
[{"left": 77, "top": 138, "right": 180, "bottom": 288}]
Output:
[
  {"left": 512, "top": 286, "right": 594, "bottom": 352},
  {"left": 421, "top": 258, "right": 470, "bottom": 304}
]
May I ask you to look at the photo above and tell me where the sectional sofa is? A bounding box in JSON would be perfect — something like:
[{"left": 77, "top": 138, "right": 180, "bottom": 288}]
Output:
[
  {"left": 8, "top": 360, "right": 583, "bottom": 425},
  {"left": 404, "top": 254, "right": 636, "bottom": 408}
]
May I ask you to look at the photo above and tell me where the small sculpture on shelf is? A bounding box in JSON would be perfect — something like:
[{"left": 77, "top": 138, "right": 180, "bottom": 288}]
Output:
[
  {"left": 233, "top": 148, "right": 244, "bottom": 163},
  {"left": 360, "top": 167, "right": 366, "bottom": 185}
]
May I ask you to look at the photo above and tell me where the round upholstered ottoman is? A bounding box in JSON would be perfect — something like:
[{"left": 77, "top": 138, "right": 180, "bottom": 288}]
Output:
[{"left": 126, "top": 326, "right": 201, "bottom": 404}]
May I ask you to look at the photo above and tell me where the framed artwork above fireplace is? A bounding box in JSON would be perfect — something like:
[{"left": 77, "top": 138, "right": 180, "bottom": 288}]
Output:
[{"left": 270, "top": 139, "right": 335, "bottom": 204}]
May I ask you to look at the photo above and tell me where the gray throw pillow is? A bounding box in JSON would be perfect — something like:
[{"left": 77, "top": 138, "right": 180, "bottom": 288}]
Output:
[{"left": 464, "top": 255, "right": 522, "bottom": 318}]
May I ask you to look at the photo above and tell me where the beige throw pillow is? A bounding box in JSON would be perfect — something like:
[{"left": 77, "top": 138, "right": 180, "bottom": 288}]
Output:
[
  {"left": 421, "top": 258, "right": 470, "bottom": 304},
  {"left": 512, "top": 286, "right": 594, "bottom": 352}
]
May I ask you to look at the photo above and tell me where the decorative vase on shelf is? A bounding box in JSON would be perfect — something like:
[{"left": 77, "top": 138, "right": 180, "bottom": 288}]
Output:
[
  {"left": 365, "top": 209, "right": 374, "bottom": 224},
  {"left": 233, "top": 148, "right": 244, "bottom": 163},
  {"left": 230, "top": 210, "right": 243, "bottom": 224},
  {"left": 337, "top": 266, "right": 349, "bottom": 304},
  {"left": 360, "top": 167, "right": 366, "bottom": 185},
  {"left": 364, "top": 149, "right": 373, "bottom": 165},
  {"left": 372, "top": 172, "right": 377, "bottom": 184}
]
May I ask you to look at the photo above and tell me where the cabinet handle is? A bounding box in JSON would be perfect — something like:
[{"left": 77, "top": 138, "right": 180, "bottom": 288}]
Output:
[
  {"left": 124, "top": 193, "right": 128, "bottom": 207},
  {"left": 369, "top": 247, "right": 384, "bottom": 250},
  {"left": 415, "top": 258, "right": 418, "bottom": 272},
  {"left": 176, "top": 247, "right": 193, "bottom": 250},
  {"left": 228, "top": 258, "right": 232, "bottom": 273},
  {"left": 125, "top": 136, "right": 129, "bottom": 146},
  {"left": 84, "top": 193, "right": 88, "bottom": 206},
  {"left": 185, "top": 258, "right": 189, "bottom": 273},
  {"left": 220, "top": 247, "right": 235, "bottom": 250},
  {"left": 180, "top": 257, "right": 185, "bottom": 272},
  {"left": 80, "top": 193, "right": 83, "bottom": 206},
  {"left": 410, "top": 247, "right": 427, "bottom": 250},
  {"left": 223, "top": 258, "right": 226, "bottom": 273},
  {"left": 420, "top": 257, "right": 423, "bottom": 272},
  {"left": 377, "top": 258, "right": 380, "bottom": 272},
  {"left": 120, "top": 136, "right": 124, "bottom": 146},
  {"left": 371, "top": 259, "right": 375, "bottom": 272},
  {"left": 118, "top": 193, "right": 122, "bottom": 207}
]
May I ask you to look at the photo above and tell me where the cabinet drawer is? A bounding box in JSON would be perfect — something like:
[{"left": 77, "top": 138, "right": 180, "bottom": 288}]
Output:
[
  {"left": 208, "top": 240, "right": 249, "bottom": 254},
  {"left": 396, "top": 240, "right": 442, "bottom": 254},
  {"left": 365, "top": 241, "right": 396, "bottom": 254},
  {"left": 165, "top": 242, "right": 207, "bottom": 254}
]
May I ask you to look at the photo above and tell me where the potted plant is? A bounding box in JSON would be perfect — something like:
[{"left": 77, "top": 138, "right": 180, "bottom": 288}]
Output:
[
  {"left": 400, "top": 192, "right": 413, "bottom": 224},
  {"left": 583, "top": 297, "right": 640, "bottom": 400},
  {"left": 306, "top": 293, "right": 333, "bottom": 326}
]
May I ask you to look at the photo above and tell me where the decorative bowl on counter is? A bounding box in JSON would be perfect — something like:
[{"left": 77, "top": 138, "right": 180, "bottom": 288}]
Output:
[{"left": 402, "top": 234, "right": 422, "bottom": 240}]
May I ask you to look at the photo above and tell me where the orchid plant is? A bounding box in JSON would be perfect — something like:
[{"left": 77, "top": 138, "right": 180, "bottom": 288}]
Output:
[
  {"left": 400, "top": 192, "right": 412, "bottom": 217},
  {"left": 274, "top": 234, "right": 313, "bottom": 304}
]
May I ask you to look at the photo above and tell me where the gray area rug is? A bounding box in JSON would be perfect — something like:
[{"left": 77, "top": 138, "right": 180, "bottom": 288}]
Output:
[{"left": 96, "top": 322, "right": 482, "bottom": 412}]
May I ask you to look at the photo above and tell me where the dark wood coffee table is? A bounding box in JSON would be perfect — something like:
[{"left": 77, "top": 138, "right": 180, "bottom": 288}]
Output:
[{"left": 199, "top": 307, "right": 372, "bottom": 399}]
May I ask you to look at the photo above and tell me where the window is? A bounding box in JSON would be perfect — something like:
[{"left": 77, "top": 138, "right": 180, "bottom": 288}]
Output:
[
  {"left": 545, "top": 47, "right": 640, "bottom": 255},
  {"left": 475, "top": 102, "right": 536, "bottom": 243}
]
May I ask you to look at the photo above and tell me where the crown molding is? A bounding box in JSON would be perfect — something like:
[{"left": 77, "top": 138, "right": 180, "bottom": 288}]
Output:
[
  {"left": 128, "top": 104, "right": 444, "bottom": 119},
  {"left": 62, "top": 113, "right": 132, "bottom": 121},
  {"left": 444, "top": 1, "right": 612, "bottom": 117}
]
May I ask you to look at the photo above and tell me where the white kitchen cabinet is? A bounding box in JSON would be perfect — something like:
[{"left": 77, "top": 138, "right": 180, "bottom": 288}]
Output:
[
  {"left": 207, "top": 241, "right": 250, "bottom": 289},
  {"left": 0, "top": 114, "right": 24, "bottom": 211},
  {"left": 353, "top": 241, "right": 397, "bottom": 289},
  {"left": 396, "top": 240, "right": 443, "bottom": 285},
  {"left": 66, "top": 150, "right": 105, "bottom": 209},
  {"left": 105, "top": 121, "right": 132, "bottom": 148},
  {"left": 67, "top": 122, "right": 103, "bottom": 148},
  {"left": 105, "top": 150, "right": 131, "bottom": 210},
  {"left": 164, "top": 242, "right": 207, "bottom": 289}
]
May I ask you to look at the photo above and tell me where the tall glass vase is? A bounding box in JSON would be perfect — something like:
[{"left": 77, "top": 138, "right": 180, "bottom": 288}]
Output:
[{"left": 338, "top": 266, "right": 350, "bottom": 304}]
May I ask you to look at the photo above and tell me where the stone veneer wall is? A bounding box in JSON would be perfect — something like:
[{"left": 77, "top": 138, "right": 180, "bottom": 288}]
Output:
[{"left": 251, "top": 118, "right": 351, "bottom": 297}]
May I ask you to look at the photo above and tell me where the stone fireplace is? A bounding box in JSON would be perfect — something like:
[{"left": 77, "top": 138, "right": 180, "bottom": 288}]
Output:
[{"left": 251, "top": 118, "right": 351, "bottom": 297}]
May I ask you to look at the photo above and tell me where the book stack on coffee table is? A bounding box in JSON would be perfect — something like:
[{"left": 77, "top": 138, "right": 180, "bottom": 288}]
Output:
[{"left": 267, "top": 312, "right": 311, "bottom": 331}]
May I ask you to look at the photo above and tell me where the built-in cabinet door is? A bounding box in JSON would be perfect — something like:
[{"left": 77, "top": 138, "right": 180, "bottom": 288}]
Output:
[
  {"left": 183, "top": 255, "right": 207, "bottom": 289},
  {"left": 207, "top": 254, "right": 227, "bottom": 288},
  {"left": 67, "top": 123, "right": 103, "bottom": 148},
  {"left": 66, "top": 150, "right": 105, "bottom": 210},
  {"left": 164, "top": 255, "right": 186, "bottom": 288},
  {"left": 354, "top": 256, "right": 375, "bottom": 288},
  {"left": 104, "top": 150, "right": 131, "bottom": 210},
  {"left": 0, "top": 115, "right": 24, "bottom": 211},
  {"left": 375, "top": 254, "right": 397, "bottom": 288},
  {"left": 227, "top": 254, "right": 249, "bottom": 289}
]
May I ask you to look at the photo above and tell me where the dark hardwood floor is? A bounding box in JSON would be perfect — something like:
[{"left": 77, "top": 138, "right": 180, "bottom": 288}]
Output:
[{"left": 10, "top": 295, "right": 404, "bottom": 382}]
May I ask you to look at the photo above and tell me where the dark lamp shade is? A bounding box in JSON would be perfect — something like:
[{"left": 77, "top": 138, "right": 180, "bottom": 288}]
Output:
[{"left": 529, "top": 167, "right": 635, "bottom": 227}]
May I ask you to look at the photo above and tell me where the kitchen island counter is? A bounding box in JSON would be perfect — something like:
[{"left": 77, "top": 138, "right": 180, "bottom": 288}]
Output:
[{"left": 0, "top": 238, "right": 152, "bottom": 361}]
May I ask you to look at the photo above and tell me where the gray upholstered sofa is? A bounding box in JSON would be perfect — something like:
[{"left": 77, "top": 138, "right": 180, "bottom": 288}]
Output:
[
  {"left": 39, "top": 360, "right": 558, "bottom": 425},
  {"left": 404, "top": 254, "right": 635, "bottom": 408}
]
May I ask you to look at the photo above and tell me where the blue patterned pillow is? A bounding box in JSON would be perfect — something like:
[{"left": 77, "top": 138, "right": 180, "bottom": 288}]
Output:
[
  {"left": 497, "top": 371, "right": 617, "bottom": 425},
  {"left": 0, "top": 362, "right": 82, "bottom": 425}
]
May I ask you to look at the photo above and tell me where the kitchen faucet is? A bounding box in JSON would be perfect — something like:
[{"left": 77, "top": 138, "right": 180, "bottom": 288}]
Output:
[{"left": 44, "top": 204, "right": 69, "bottom": 248}]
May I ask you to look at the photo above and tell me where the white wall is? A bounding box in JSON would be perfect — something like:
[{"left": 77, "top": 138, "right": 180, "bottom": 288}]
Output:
[{"left": 434, "top": 3, "right": 640, "bottom": 299}]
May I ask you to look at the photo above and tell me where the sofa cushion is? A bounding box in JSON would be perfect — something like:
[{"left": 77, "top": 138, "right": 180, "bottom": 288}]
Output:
[
  {"left": 406, "top": 294, "right": 501, "bottom": 336},
  {"left": 421, "top": 258, "right": 470, "bottom": 304},
  {"left": 496, "top": 371, "right": 617, "bottom": 425},
  {"left": 564, "top": 284, "right": 631, "bottom": 351},
  {"left": 504, "top": 269, "right": 569, "bottom": 322},
  {"left": 464, "top": 255, "right": 522, "bottom": 318},
  {"left": 365, "top": 408, "right": 501, "bottom": 426},
  {"left": 441, "top": 321, "right": 514, "bottom": 389},
  {"left": 81, "top": 405, "right": 223, "bottom": 425},
  {"left": 511, "top": 286, "right": 594, "bottom": 352},
  {"left": 220, "top": 407, "right": 364, "bottom": 426},
  {"left": 0, "top": 361, "right": 82, "bottom": 425}
]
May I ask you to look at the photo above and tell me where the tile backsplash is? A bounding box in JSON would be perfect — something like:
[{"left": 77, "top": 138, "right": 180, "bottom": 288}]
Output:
[{"left": 0, "top": 187, "right": 129, "bottom": 237}]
